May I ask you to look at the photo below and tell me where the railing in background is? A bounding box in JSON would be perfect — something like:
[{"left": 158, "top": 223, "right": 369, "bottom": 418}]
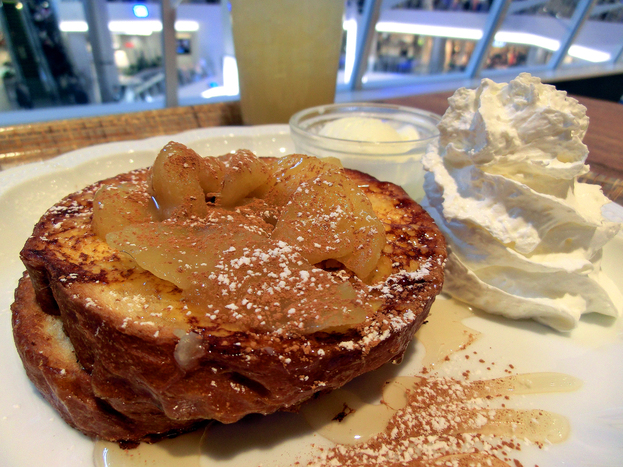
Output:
[{"left": 0, "top": 0, "right": 621, "bottom": 127}]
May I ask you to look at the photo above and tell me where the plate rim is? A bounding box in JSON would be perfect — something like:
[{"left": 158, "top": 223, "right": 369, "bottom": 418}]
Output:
[
  {"left": 0, "top": 124, "right": 291, "bottom": 195},
  {"left": 1, "top": 124, "right": 622, "bottom": 467}
]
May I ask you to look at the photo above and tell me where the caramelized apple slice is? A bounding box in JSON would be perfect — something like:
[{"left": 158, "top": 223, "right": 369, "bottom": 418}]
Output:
[
  {"left": 272, "top": 170, "right": 355, "bottom": 264},
  {"left": 338, "top": 178, "right": 386, "bottom": 279},
  {"left": 106, "top": 220, "right": 231, "bottom": 289},
  {"left": 92, "top": 183, "right": 158, "bottom": 240},
  {"left": 149, "top": 141, "right": 207, "bottom": 218},
  {"left": 183, "top": 237, "right": 372, "bottom": 334},
  {"left": 266, "top": 154, "right": 385, "bottom": 278},
  {"left": 105, "top": 205, "right": 274, "bottom": 290},
  {"left": 220, "top": 150, "right": 270, "bottom": 207},
  {"left": 199, "top": 156, "right": 226, "bottom": 194},
  {"left": 107, "top": 215, "right": 371, "bottom": 334},
  {"left": 257, "top": 154, "right": 343, "bottom": 206}
]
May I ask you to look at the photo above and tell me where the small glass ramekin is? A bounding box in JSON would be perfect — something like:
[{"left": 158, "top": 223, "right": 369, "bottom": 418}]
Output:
[{"left": 289, "top": 103, "right": 441, "bottom": 201}]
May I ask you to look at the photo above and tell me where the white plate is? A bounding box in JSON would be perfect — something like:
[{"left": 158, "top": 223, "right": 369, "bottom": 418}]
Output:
[{"left": 0, "top": 125, "right": 622, "bottom": 467}]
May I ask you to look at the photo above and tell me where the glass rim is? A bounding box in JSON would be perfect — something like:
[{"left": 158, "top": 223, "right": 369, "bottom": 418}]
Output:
[{"left": 289, "top": 102, "right": 441, "bottom": 146}]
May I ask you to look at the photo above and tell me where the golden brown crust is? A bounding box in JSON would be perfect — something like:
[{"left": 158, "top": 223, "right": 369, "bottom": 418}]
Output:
[
  {"left": 14, "top": 162, "right": 446, "bottom": 442},
  {"left": 11, "top": 272, "right": 205, "bottom": 443}
]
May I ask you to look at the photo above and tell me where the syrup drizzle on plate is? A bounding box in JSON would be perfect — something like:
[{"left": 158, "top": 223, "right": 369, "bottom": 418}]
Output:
[
  {"left": 93, "top": 298, "right": 582, "bottom": 467},
  {"left": 300, "top": 372, "right": 581, "bottom": 446}
]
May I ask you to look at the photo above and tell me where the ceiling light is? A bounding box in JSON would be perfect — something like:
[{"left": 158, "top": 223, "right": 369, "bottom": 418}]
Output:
[{"left": 132, "top": 5, "right": 149, "bottom": 18}]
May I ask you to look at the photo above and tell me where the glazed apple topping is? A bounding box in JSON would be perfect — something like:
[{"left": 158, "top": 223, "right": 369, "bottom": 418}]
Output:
[
  {"left": 92, "top": 142, "right": 387, "bottom": 333},
  {"left": 180, "top": 221, "right": 377, "bottom": 334},
  {"left": 148, "top": 141, "right": 212, "bottom": 219},
  {"left": 92, "top": 182, "right": 159, "bottom": 239},
  {"left": 220, "top": 149, "right": 271, "bottom": 207},
  {"left": 271, "top": 170, "right": 357, "bottom": 265}
]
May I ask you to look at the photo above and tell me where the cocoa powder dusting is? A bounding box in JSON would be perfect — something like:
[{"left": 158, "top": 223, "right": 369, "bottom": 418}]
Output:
[{"left": 305, "top": 372, "right": 529, "bottom": 467}]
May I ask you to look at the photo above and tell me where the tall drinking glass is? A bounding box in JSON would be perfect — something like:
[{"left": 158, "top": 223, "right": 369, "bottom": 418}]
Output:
[{"left": 230, "top": 0, "right": 345, "bottom": 125}]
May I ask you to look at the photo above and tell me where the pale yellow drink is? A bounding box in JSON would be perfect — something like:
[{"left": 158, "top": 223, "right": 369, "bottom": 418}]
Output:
[{"left": 230, "top": 0, "right": 345, "bottom": 125}]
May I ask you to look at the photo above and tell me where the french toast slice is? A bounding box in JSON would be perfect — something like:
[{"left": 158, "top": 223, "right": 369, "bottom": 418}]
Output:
[
  {"left": 14, "top": 147, "right": 446, "bottom": 443},
  {"left": 11, "top": 272, "right": 205, "bottom": 443}
]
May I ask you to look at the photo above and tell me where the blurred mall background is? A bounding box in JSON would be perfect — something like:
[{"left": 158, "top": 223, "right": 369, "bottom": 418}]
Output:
[{"left": 0, "top": 0, "right": 622, "bottom": 125}]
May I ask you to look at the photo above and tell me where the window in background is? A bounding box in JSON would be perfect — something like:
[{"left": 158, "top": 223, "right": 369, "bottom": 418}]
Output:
[
  {"left": 561, "top": 0, "right": 623, "bottom": 67},
  {"left": 483, "top": 0, "right": 584, "bottom": 71},
  {"left": 0, "top": 0, "right": 92, "bottom": 111},
  {"left": 177, "top": 1, "right": 236, "bottom": 103},
  {"left": 0, "top": 0, "right": 169, "bottom": 112},
  {"left": 65, "top": 0, "right": 172, "bottom": 106},
  {"left": 0, "top": 0, "right": 221, "bottom": 117},
  {"left": 362, "top": 0, "right": 490, "bottom": 83},
  {"left": 110, "top": 26, "right": 165, "bottom": 104},
  {"left": 0, "top": 15, "right": 19, "bottom": 110},
  {"left": 1, "top": 0, "right": 622, "bottom": 126}
]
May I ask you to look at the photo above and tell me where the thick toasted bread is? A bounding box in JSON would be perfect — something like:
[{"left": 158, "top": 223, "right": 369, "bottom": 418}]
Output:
[
  {"left": 14, "top": 152, "right": 446, "bottom": 444},
  {"left": 11, "top": 272, "right": 205, "bottom": 443}
]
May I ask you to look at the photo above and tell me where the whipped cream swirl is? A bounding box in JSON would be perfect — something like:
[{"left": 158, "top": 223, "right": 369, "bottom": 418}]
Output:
[{"left": 422, "top": 73, "right": 622, "bottom": 331}]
